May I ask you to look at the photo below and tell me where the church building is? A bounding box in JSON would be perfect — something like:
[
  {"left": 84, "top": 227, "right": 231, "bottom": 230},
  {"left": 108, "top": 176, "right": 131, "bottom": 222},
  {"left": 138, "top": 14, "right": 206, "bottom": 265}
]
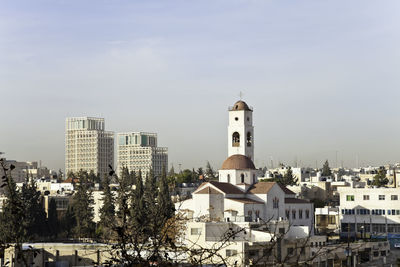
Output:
[{"left": 177, "top": 100, "right": 315, "bottom": 266}]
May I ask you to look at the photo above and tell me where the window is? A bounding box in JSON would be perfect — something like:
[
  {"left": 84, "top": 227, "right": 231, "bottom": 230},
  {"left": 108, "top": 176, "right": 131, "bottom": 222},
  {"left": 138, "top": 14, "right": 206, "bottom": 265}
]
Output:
[
  {"left": 379, "top": 195, "right": 385, "bottom": 200},
  {"left": 255, "top": 210, "right": 260, "bottom": 218},
  {"left": 249, "top": 250, "right": 258, "bottom": 257},
  {"left": 273, "top": 197, "right": 279, "bottom": 209},
  {"left": 227, "top": 174, "right": 230, "bottom": 183},
  {"left": 292, "top": 210, "right": 296, "bottom": 219},
  {"left": 191, "top": 228, "right": 202, "bottom": 235},
  {"left": 299, "top": 209, "right": 303, "bottom": 219},
  {"left": 279, "top": 227, "right": 285, "bottom": 234},
  {"left": 241, "top": 174, "right": 245, "bottom": 183},
  {"left": 392, "top": 195, "right": 398, "bottom": 200},
  {"left": 226, "top": 249, "right": 237, "bottom": 257},
  {"left": 285, "top": 210, "right": 290, "bottom": 219},
  {"left": 363, "top": 195, "right": 370, "bottom": 200},
  {"left": 306, "top": 209, "right": 310, "bottom": 219},
  {"left": 235, "top": 117, "right": 238, "bottom": 121},
  {"left": 248, "top": 210, "right": 252, "bottom": 217},
  {"left": 246, "top": 132, "right": 252, "bottom": 147},
  {"left": 232, "top": 132, "right": 240, "bottom": 147},
  {"left": 287, "top": 248, "right": 294, "bottom": 256},
  {"left": 346, "top": 195, "right": 354, "bottom": 201}
]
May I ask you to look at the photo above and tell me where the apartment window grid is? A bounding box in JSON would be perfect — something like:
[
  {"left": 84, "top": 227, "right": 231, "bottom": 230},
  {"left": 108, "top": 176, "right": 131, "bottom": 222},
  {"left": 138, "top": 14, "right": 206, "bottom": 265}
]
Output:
[
  {"left": 379, "top": 195, "right": 385, "bottom": 200},
  {"left": 391, "top": 195, "right": 398, "bottom": 200},
  {"left": 363, "top": 195, "right": 370, "bottom": 200}
]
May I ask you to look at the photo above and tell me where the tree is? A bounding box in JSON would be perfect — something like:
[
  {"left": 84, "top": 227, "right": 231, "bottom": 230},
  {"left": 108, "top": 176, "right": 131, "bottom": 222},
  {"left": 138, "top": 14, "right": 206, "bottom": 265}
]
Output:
[
  {"left": 168, "top": 165, "right": 175, "bottom": 177},
  {"left": 372, "top": 168, "right": 388, "bottom": 187},
  {"left": 158, "top": 166, "right": 175, "bottom": 221},
  {"left": 57, "top": 169, "right": 64, "bottom": 182},
  {"left": 20, "top": 177, "right": 47, "bottom": 240},
  {"left": 98, "top": 173, "right": 115, "bottom": 239},
  {"left": 47, "top": 198, "right": 59, "bottom": 238},
  {"left": 176, "top": 169, "right": 194, "bottom": 184},
  {"left": 321, "top": 160, "right": 332, "bottom": 177},
  {"left": 131, "top": 170, "right": 146, "bottom": 230},
  {"left": 60, "top": 205, "right": 75, "bottom": 238},
  {"left": 143, "top": 170, "right": 158, "bottom": 233},
  {"left": 191, "top": 168, "right": 198, "bottom": 182},
  {"left": 72, "top": 170, "right": 95, "bottom": 238},
  {"left": 197, "top": 167, "right": 204, "bottom": 176},
  {"left": 205, "top": 161, "right": 216, "bottom": 180},
  {"left": 280, "top": 167, "right": 298, "bottom": 186},
  {"left": 0, "top": 159, "right": 29, "bottom": 265}
]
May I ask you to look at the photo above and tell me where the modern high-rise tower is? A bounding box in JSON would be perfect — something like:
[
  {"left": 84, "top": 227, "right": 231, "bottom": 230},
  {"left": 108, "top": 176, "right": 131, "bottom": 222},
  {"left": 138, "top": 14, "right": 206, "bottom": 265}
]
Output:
[
  {"left": 65, "top": 117, "right": 114, "bottom": 178},
  {"left": 117, "top": 132, "right": 168, "bottom": 179},
  {"left": 118, "top": 132, "right": 168, "bottom": 179},
  {"left": 227, "top": 100, "right": 254, "bottom": 161}
]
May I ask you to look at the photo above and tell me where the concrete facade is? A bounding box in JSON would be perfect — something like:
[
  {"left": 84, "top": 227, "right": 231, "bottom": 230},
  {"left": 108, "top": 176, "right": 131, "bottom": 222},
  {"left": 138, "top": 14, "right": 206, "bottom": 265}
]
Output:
[
  {"left": 117, "top": 132, "right": 168, "bottom": 179},
  {"left": 65, "top": 117, "right": 114, "bottom": 178}
]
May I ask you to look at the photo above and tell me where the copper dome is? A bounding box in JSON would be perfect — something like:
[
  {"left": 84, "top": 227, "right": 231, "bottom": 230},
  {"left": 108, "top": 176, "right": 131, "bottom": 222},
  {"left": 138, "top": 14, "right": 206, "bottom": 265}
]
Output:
[
  {"left": 231, "top": 100, "right": 251, "bottom": 111},
  {"left": 221, "top": 154, "right": 256, "bottom": 170}
]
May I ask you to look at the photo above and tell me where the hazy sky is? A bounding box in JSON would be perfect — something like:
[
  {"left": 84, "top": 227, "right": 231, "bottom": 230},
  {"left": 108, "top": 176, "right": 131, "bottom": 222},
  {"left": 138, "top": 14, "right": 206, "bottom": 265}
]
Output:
[{"left": 1, "top": 0, "right": 400, "bottom": 172}]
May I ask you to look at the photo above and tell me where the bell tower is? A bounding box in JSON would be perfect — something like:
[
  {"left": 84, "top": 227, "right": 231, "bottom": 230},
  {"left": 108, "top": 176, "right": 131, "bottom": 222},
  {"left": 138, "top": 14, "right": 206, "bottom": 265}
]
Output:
[{"left": 227, "top": 100, "right": 254, "bottom": 161}]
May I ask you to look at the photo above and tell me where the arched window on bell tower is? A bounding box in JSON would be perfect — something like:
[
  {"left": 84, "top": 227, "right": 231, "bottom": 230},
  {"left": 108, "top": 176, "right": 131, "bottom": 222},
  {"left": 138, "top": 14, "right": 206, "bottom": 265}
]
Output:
[
  {"left": 227, "top": 174, "right": 231, "bottom": 183},
  {"left": 247, "top": 132, "right": 252, "bottom": 147},
  {"left": 241, "top": 173, "right": 245, "bottom": 183},
  {"left": 232, "top": 132, "right": 240, "bottom": 147}
]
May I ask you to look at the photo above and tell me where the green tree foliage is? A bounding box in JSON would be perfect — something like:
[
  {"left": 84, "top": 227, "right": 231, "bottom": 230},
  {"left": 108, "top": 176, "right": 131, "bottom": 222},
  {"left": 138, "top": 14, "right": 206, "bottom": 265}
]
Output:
[
  {"left": 176, "top": 169, "right": 195, "bottom": 184},
  {"left": 131, "top": 170, "right": 145, "bottom": 227},
  {"left": 60, "top": 205, "right": 76, "bottom": 238},
  {"left": 99, "top": 174, "right": 115, "bottom": 239},
  {"left": 372, "top": 168, "right": 389, "bottom": 187},
  {"left": 143, "top": 171, "right": 157, "bottom": 231},
  {"left": 0, "top": 160, "right": 26, "bottom": 245},
  {"left": 0, "top": 159, "right": 30, "bottom": 265},
  {"left": 72, "top": 170, "right": 95, "bottom": 238},
  {"left": 197, "top": 167, "right": 204, "bottom": 176},
  {"left": 158, "top": 167, "right": 175, "bottom": 221},
  {"left": 47, "top": 198, "right": 59, "bottom": 238},
  {"left": 321, "top": 160, "right": 332, "bottom": 177},
  {"left": 205, "top": 161, "right": 216, "bottom": 180},
  {"left": 20, "top": 177, "right": 47, "bottom": 240},
  {"left": 280, "top": 167, "right": 298, "bottom": 186},
  {"left": 168, "top": 165, "right": 175, "bottom": 177}
]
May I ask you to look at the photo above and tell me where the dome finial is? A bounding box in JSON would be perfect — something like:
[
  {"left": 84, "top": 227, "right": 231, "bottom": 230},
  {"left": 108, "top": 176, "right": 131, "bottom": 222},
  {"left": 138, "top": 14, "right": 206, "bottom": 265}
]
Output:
[{"left": 230, "top": 100, "right": 252, "bottom": 111}]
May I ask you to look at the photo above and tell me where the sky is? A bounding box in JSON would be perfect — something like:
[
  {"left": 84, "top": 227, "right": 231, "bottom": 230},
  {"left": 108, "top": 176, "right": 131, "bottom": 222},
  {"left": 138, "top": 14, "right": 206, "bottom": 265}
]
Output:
[{"left": 1, "top": 0, "right": 400, "bottom": 172}]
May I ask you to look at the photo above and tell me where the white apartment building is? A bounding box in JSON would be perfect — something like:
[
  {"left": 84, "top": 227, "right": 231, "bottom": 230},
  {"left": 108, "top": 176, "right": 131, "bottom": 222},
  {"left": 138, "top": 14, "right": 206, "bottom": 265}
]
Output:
[
  {"left": 338, "top": 186, "right": 400, "bottom": 244},
  {"left": 65, "top": 117, "right": 114, "bottom": 179},
  {"left": 117, "top": 132, "right": 168, "bottom": 179}
]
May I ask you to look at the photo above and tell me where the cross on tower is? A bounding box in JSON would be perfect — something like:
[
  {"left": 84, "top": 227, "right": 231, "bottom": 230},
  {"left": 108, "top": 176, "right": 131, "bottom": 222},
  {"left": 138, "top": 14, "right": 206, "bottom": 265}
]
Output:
[{"left": 239, "top": 91, "right": 244, "bottom": 100}]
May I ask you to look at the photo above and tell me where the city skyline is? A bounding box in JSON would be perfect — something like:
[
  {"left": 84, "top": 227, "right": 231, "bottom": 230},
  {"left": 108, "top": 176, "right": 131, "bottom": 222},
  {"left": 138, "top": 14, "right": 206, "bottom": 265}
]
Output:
[{"left": 1, "top": 1, "right": 400, "bottom": 171}]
